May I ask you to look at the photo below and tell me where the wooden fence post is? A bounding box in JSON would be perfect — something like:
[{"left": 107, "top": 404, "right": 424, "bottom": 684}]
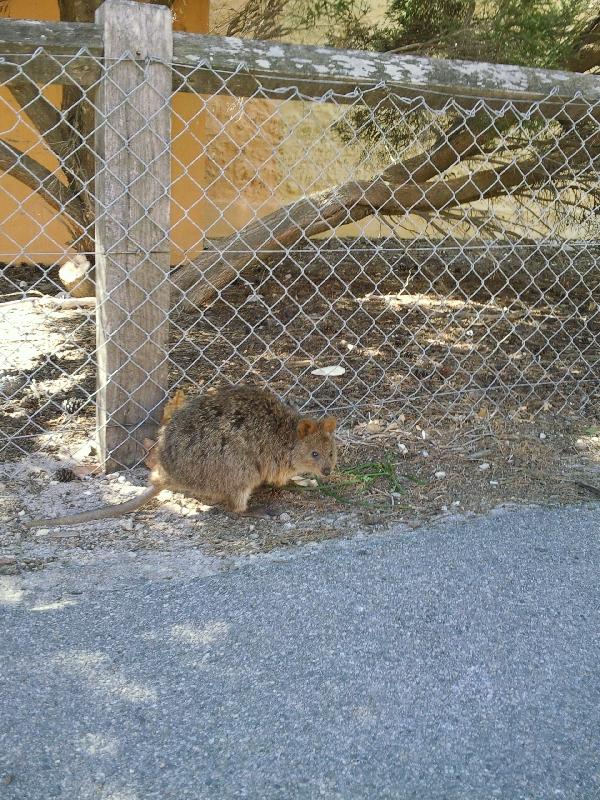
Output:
[{"left": 94, "top": 0, "right": 172, "bottom": 472}]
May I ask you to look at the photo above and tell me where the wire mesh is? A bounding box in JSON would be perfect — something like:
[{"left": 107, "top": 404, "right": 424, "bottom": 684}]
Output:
[{"left": 0, "top": 44, "right": 599, "bottom": 469}]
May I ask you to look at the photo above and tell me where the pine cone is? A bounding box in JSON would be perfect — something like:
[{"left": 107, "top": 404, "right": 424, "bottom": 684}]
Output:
[
  {"left": 61, "top": 396, "right": 86, "bottom": 415},
  {"left": 54, "top": 467, "right": 78, "bottom": 483}
]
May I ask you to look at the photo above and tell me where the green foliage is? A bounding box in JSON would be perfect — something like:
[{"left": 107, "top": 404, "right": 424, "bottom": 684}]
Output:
[
  {"left": 327, "top": 0, "right": 587, "bottom": 69},
  {"left": 472, "top": 0, "right": 587, "bottom": 69},
  {"left": 325, "top": 0, "right": 590, "bottom": 153}
]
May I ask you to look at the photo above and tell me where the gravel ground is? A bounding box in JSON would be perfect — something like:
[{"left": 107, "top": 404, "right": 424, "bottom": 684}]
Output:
[{"left": 1, "top": 504, "right": 599, "bottom": 799}]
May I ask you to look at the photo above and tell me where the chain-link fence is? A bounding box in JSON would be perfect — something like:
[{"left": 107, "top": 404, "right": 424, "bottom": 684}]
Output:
[{"left": 1, "top": 3, "right": 599, "bottom": 472}]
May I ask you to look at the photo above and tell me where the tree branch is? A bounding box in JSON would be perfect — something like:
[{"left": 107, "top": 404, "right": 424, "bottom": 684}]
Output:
[
  {"left": 172, "top": 155, "right": 553, "bottom": 311},
  {"left": 6, "top": 82, "right": 82, "bottom": 165},
  {"left": 0, "top": 139, "right": 87, "bottom": 237},
  {"left": 381, "top": 118, "right": 489, "bottom": 184}
]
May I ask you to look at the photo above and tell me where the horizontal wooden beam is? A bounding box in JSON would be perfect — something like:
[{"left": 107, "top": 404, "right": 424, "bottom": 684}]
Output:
[
  {"left": 171, "top": 33, "right": 600, "bottom": 111},
  {"left": 0, "top": 17, "right": 599, "bottom": 112},
  {"left": 0, "top": 20, "right": 102, "bottom": 86}
]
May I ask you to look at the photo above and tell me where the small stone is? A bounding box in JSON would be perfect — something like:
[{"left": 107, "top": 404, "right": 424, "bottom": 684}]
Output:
[
  {"left": 478, "top": 462, "right": 491, "bottom": 471},
  {"left": 0, "top": 556, "right": 18, "bottom": 575},
  {"left": 434, "top": 471, "right": 446, "bottom": 479},
  {"left": 35, "top": 528, "right": 50, "bottom": 536},
  {"left": 575, "top": 439, "right": 586, "bottom": 451},
  {"left": 452, "top": 500, "right": 460, "bottom": 507},
  {"left": 117, "top": 475, "right": 126, "bottom": 483},
  {"left": 366, "top": 420, "right": 383, "bottom": 434},
  {"left": 489, "top": 480, "right": 499, "bottom": 487},
  {"left": 397, "top": 442, "right": 408, "bottom": 454},
  {"left": 421, "top": 450, "right": 429, "bottom": 457},
  {"left": 539, "top": 432, "right": 547, "bottom": 440},
  {"left": 279, "top": 512, "right": 291, "bottom": 523},
  {"left": 292, "top": 476, "right": 317, "bottom": 488}
]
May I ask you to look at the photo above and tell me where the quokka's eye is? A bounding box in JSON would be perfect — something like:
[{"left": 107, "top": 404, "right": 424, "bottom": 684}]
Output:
[{"left": 312, "top": 451, "right": 319, "bottom": 458}]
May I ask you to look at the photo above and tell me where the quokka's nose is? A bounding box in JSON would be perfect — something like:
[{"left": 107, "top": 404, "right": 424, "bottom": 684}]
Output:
[{"left": 322, "top": 467, "right": 331, "bottom": 476}]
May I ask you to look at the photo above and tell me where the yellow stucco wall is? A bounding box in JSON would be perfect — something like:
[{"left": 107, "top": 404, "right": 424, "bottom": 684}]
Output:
[{"left": 0, "top": 0, "right": 210, "bottom": 265}]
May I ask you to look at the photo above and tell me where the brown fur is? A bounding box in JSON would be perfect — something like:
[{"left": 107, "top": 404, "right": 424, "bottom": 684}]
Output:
[{"left": 25, "top": 385, "right": 337, "bottom": 527}]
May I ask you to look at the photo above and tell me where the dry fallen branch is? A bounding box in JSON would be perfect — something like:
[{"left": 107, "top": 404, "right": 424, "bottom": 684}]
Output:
[
  {"left": 172, "top": 155, "right": 553, "bottom": 311},
  {"left": 0, "top": 295, "right": 96, "bottom": 311}
]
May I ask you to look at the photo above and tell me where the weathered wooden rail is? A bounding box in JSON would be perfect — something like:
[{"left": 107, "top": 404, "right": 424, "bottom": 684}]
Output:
[
  {"left": 2, "top": 14, "right": 600, "bottom": 109},
  {"left": 0, "top": 1, "right": 598, "bottom": 469}
]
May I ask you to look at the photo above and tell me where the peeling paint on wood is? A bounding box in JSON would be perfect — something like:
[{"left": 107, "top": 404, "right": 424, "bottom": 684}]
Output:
[{"left": 0, "top": 17, "right": 598, "bottom": 109}]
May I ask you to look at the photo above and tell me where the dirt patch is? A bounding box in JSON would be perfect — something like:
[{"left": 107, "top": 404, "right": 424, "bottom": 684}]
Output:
[
  {"left": 1, "top": 236, "right": 599, "bottom": 569},
  {"left": 1, "top": 237, "right": 598, "bottom": 464},
  {"left": 2, "top": 413, "right": 599, "bottom": 573}
]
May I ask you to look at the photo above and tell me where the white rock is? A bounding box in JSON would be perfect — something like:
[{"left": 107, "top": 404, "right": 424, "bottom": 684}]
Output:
[
  {"left": 539, "top": 432, "right": 547, "bottom": 440},
  {"left": 575, "top": 439, "right": 586, "bottom": 451},
  {"left": 478, "top": 462, "right": 491, "bottom": 471},
  {"left": 489, "top": 480, "right": 499, "bottom": 487},
  {"left": 35, "top": 528, "right": 50, "bottom": 536},
  {"left": 435, "top": 471, "right": 446, "bottom": 479},
  {"left": 291, "top": 476, "right": 317, "bottom": 487},
  {"left": 422, "top": 450, "right": 429, "bottom": 457},
  {"left": 311, "top": 365, "right": 345, "bottom": 377}
]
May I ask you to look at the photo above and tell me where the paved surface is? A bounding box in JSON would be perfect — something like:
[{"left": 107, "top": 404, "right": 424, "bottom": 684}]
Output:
[{"left": 1, "top": 505, "right": 599, "bottom": 800}]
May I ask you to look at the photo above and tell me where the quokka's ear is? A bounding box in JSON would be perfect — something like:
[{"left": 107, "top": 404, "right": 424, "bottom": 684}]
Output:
[
  {"left": 297, "top": 418, "right": 318, "bottom": 439},
  {"left": 321, "top": 417, "right": 337, "bottom": 434}
]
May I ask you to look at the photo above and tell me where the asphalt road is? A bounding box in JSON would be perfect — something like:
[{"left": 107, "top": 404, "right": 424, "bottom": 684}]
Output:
[{"left": 1, "top": 505, "right": 599, "bottom": 800}]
